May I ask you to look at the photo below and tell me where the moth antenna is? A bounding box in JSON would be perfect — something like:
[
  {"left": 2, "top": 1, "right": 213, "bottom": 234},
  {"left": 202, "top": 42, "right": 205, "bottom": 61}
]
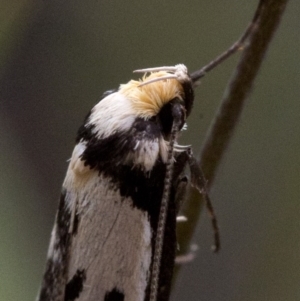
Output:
[
  {"left": 133, "top": 66, "right": 178, "bottom": 73},
  {"left": 138, "top": 75, "right": 177, "bottom": 87},
  {"left": 134, "top": 64, "right": 189, "bottom": 85},
  {"left": 149, "top": 101, "right": 183, "bottom": 301}
]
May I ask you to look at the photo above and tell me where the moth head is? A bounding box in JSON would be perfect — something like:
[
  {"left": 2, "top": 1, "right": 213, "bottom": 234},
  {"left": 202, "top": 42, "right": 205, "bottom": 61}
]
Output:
[
  {"left": 119, "top": 64, "right": 194, "bottom": 122},
  {"left": 79, "top": 64, "right": 194, "bottom": 172}
]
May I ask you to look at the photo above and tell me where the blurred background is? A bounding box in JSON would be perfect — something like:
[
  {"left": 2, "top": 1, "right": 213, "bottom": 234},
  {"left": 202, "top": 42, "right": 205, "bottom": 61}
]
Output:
[{"left": 0, "top": 0, "right": 299, "bottom": 300}]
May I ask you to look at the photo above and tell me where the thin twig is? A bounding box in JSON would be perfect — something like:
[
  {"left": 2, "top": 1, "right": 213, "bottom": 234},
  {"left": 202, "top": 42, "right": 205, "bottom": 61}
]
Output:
[
  {"left": 175, "top": 0, "right": 289, "bottom": 280},
  {"left": 190, "top": 0, "right": 263, "bottom": 83},
  {"left": 201, "top": 0, "right": 289, "bottom": 184}
]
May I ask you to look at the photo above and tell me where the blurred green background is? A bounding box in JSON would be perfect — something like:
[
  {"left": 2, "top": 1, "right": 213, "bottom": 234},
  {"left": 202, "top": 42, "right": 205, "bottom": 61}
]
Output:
[{"left": 0, "top": 0, "right": 299, "bottom": 300}]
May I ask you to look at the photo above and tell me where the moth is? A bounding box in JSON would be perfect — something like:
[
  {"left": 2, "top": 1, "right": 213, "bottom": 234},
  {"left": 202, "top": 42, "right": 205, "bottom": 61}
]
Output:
[{"left": 36, "top": 64, "right": 219, "bottom": 301}]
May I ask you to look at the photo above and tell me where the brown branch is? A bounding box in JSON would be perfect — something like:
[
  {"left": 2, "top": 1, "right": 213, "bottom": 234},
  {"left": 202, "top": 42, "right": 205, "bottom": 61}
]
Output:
[
  {"left": 200, "top": 0, "right": 288, "bottom": 183},
  {"left": 175, "top": 0, "right": 289, "bottom": 279},
  {"left": 190, "top": 0, "right": 263, "bottom": 83}
]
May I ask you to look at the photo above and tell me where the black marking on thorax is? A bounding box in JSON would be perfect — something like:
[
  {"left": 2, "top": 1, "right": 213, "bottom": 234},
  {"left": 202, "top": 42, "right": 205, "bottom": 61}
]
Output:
[{"left": 79, "top": 118, "right": 160, "bottom": 174}]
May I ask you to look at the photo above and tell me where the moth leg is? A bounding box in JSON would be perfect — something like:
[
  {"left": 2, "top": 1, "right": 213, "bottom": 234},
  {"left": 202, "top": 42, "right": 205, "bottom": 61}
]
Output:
[
  {"left": 174, "top": 175, "right": 188, "bottom": 214},
  {"left": 186, "top": 149, "right": 221, "bottom": 252},
  {"left": 174, "top": 175, "right": 199, "bottom": 265},
  {"left": 173, "top": 151, "right": 190, "bottom": 214}
]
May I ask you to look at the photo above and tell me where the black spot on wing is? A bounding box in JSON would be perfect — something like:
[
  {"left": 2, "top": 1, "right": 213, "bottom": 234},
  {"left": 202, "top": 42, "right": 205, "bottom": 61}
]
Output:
[
  {"left": 104, "top": 288, "right": 124, "bottom": 301},
  {"left": 118, "top": 150, "right": 189, "bottom": 228},
  {"left": 65, "top": 269, "right": 86, "bottom": 301},
  {"left": 37, "top": 189, "right": 72, "bottom": 301}
]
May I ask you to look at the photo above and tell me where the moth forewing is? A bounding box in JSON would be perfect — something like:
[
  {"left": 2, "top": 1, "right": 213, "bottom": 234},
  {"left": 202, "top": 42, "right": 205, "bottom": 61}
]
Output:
[{"left": 37, "top": 65, "right": 198, "bottom": 301}]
